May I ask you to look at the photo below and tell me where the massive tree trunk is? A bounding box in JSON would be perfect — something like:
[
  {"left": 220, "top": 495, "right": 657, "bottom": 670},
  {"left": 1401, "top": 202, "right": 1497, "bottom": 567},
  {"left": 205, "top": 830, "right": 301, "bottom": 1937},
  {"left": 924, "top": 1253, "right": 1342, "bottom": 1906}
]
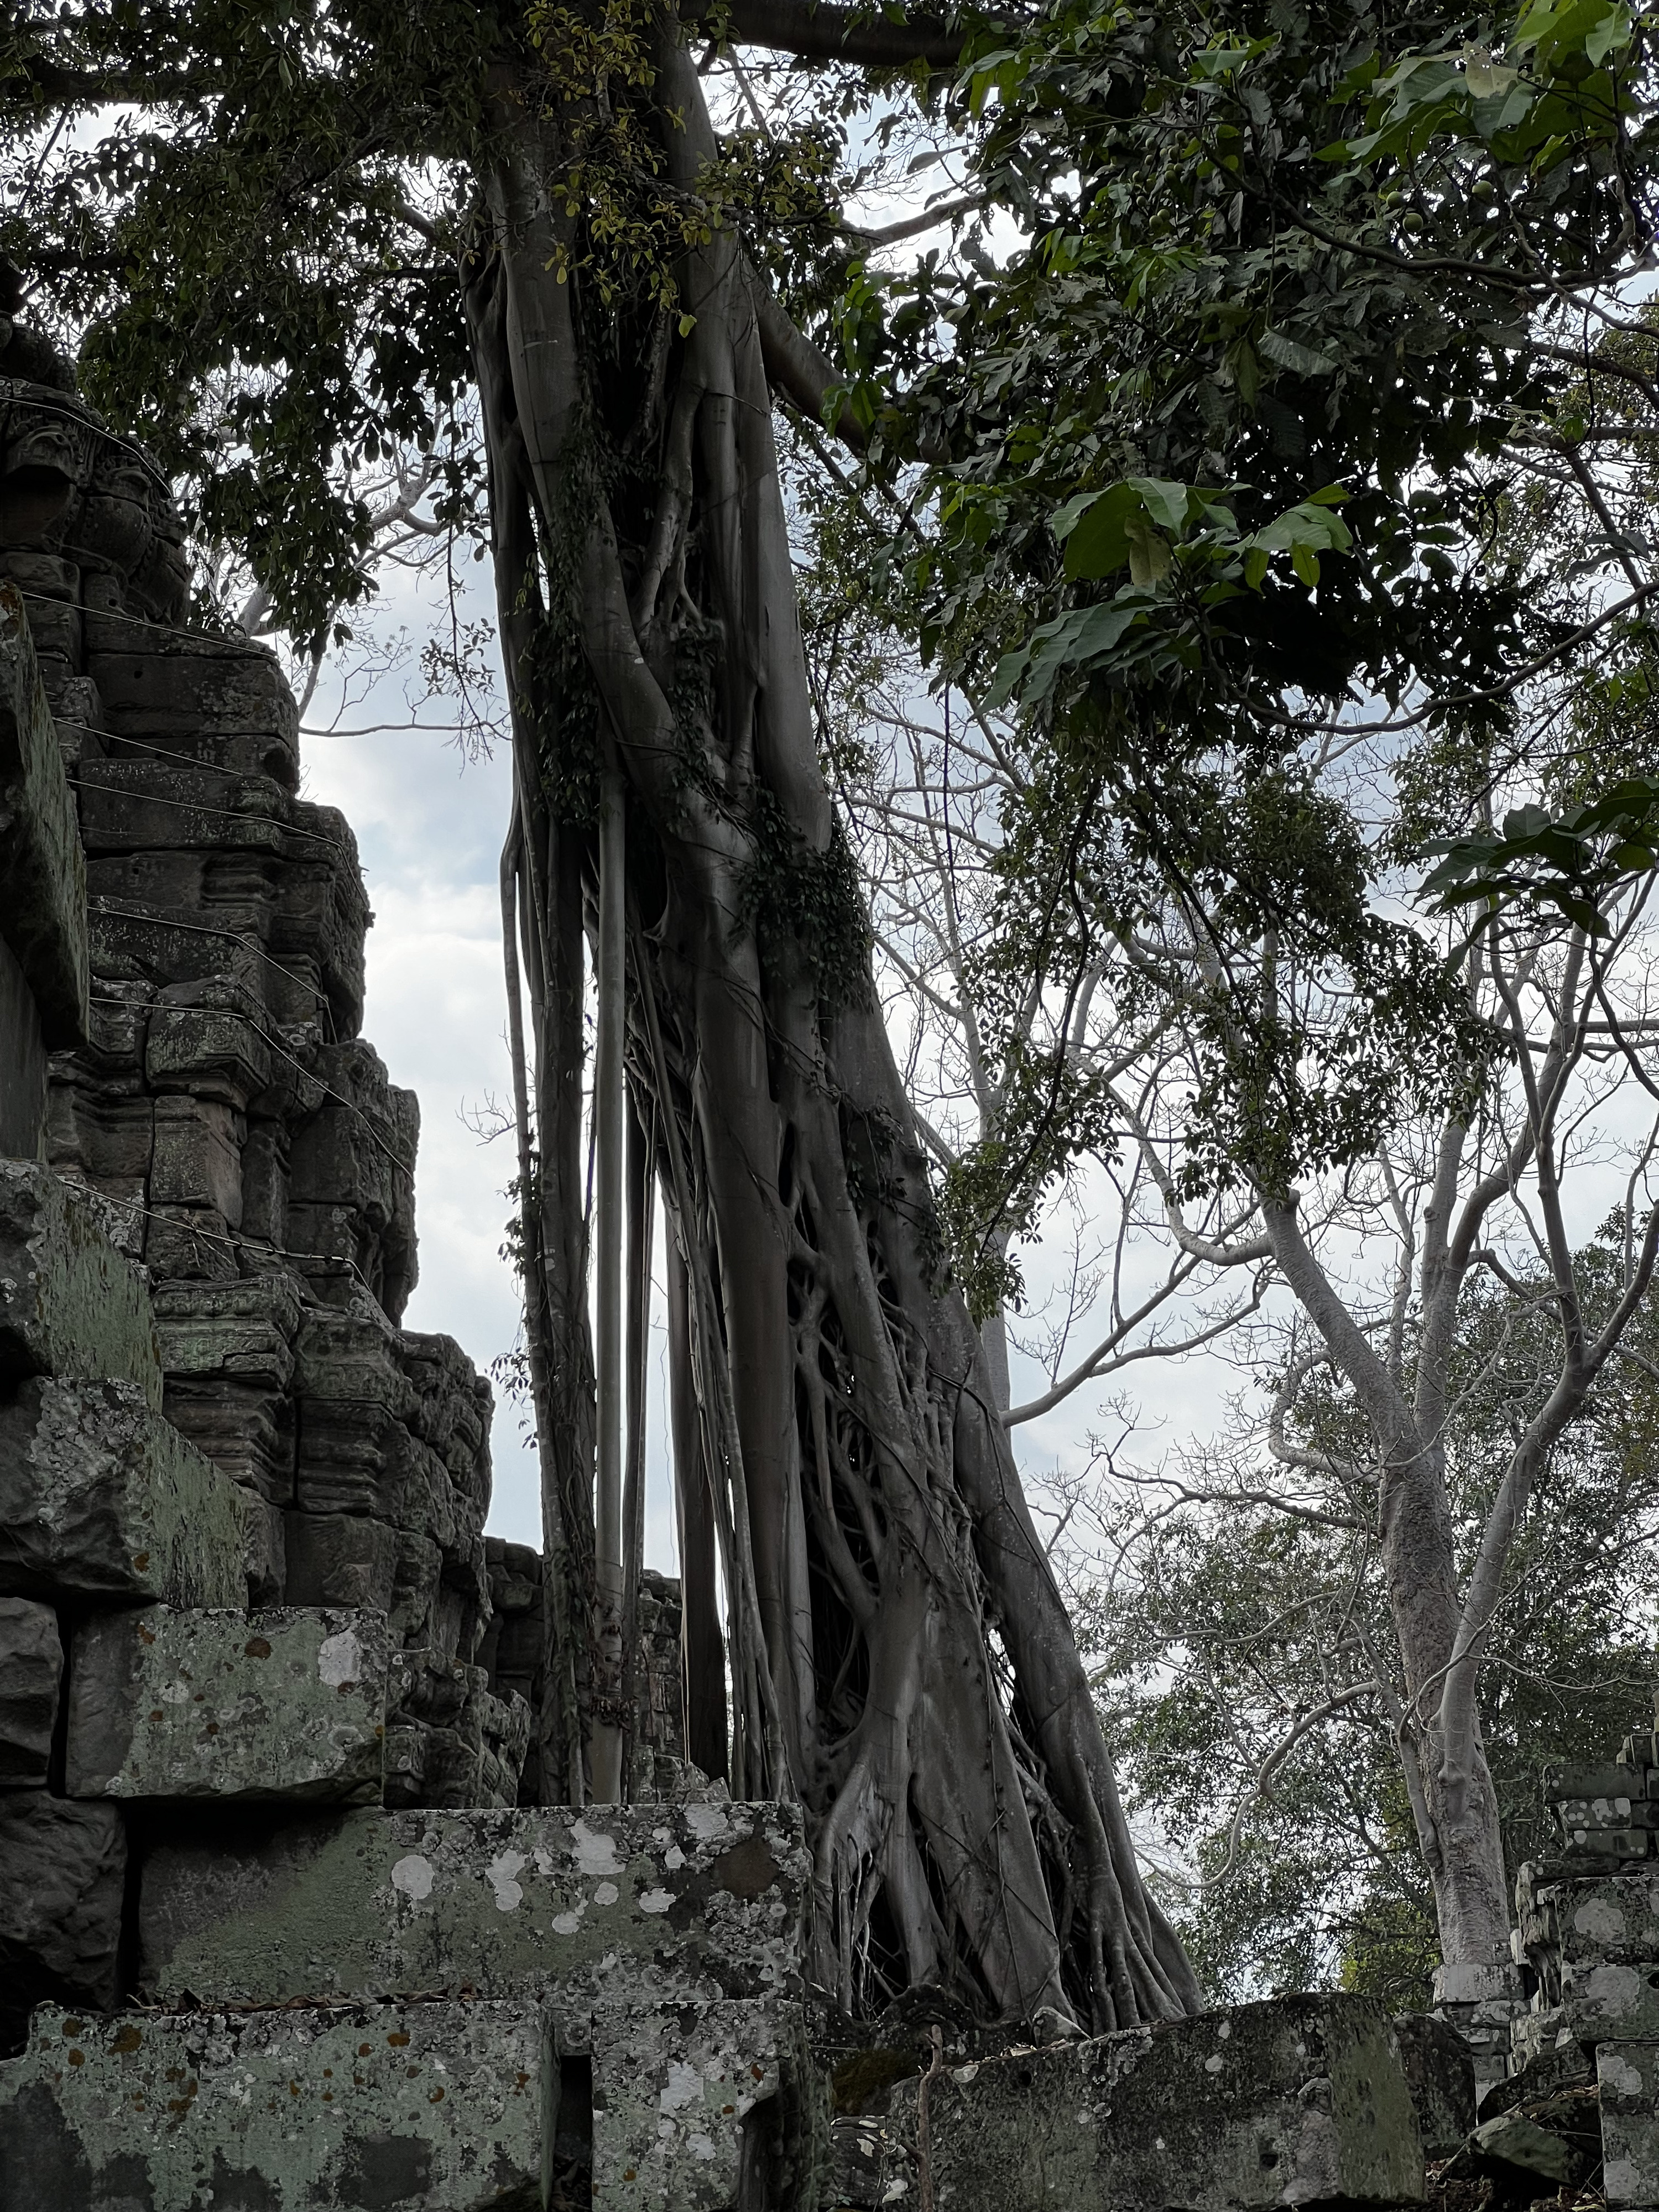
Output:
[{"left": 463, "top": 30, "right": 1201, "bottom": 2030}]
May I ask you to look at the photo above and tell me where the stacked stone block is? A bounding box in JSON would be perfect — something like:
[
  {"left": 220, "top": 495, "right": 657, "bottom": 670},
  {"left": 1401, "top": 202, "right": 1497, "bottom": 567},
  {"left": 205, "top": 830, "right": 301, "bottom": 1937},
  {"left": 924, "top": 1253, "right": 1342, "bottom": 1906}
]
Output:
[
  {"left": 1, "top": 315, "right": 828, "bottom": 2206},
  {"left": 3, "top": 1798, "right": 818, "bottom": 2211},
  {"left": 0, "top": 594, "right": 401, "bottom": 2055},
  {"left": 0, "top": 324, "right": 520, "bottom": 1809},
  {"left": 874, "top": 1994, "right": 1429, "bottom": 2210},
  {"left": 1506, "top": 1713, "right": 1659, "bottom": 2206}
]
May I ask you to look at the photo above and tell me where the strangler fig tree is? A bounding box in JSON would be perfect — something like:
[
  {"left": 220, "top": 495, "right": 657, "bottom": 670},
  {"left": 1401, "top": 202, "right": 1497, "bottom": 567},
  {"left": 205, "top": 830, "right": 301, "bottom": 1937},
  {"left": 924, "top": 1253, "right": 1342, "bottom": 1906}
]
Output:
[{"left": 1, "top": 0, "right": 1202, "bottom": 2028}]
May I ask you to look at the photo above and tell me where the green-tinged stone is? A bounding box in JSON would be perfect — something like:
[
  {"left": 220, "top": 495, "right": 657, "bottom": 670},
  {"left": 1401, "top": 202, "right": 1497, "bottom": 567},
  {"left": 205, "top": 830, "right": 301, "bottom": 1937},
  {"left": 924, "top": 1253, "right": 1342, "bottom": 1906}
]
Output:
[
  {"left": 581, "top": 1998, "right": 815, "bottom": 2212},
  {"left": 0, "top": 2000, "right": 543, "bottom": 2210},
  {"left": 880, "top": 1994, "right": 1425, "bottom": 2211},
  {"left": 66, "top": 1605, "right": 388, "bottom": 1803},
  {"left": 0, "top": 1160, "right": 161, "bottom": 1405},
  {"left": 0, "top": 1376, "right": 244, "bottom": 1606},
  {"left": 140, "top": 1800, "right": 810, "bottom": 2028}
]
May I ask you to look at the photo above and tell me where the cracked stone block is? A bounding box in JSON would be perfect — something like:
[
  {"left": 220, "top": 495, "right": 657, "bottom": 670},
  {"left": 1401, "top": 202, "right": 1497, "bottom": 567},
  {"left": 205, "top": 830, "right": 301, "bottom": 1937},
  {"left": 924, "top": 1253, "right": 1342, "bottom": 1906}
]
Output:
[
  {"left": 139, "top": 1799, "right": 809, "bottom": 2021},
  {"left": 65, "top": 1605, "right": 388, "bottom": 1803},
  {"left": 880, "top": 1995, "right": 1425, "bottom": 2211},
  {"left": 0, "top": 1796, "right": 126, "bottom": 2045},
  {"left": 582, "top": 1998, "right": 788, "bottom": 2212},
  {"left": 0, "top": 1998, "right": 543, "bottom": 2209},
  {"left": 0, "top": 1597, "right": 61, "bottom": 1785},
  {"left": 0, "top": 1159, "right": 160, "bottom": 1405},
  {"left": 1599, "top": 2041, "right": 1659, "bottom": 2206},
  {"left": 0, "top": 1376, "right": 245, "bottom": 1607}
]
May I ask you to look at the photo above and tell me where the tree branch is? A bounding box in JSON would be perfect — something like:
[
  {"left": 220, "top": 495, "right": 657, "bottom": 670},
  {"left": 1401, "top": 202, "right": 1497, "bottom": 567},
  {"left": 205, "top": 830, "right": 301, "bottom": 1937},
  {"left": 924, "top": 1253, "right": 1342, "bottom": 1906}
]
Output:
[
  {"left": 716, "top": 1, "right": 988, "bottom": 70},
  {"left": 750, "top": 273, "right": 866, "bottom": 452}
]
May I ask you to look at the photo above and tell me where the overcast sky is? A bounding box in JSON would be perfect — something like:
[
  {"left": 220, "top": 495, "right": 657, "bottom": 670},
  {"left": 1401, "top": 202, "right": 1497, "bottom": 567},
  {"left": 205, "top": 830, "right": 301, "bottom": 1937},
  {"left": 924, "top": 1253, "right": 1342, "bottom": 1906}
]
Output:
[{"left": 293, "top": 546, "right": 1255, "bottom": 1573}]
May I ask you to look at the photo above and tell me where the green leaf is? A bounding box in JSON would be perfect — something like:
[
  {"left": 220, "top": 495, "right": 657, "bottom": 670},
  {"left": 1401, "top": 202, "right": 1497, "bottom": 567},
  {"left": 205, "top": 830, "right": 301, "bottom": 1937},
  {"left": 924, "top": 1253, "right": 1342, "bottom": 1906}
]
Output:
[
  {"left": 1128, "top": 476, "right": 1193, "bottom": 534},
  {"left": 1258, "top": 329, "right": 1338, "bottom": 378},
  {"left": 1062, "top": 483, "right": 1141, "bottom": 580}
]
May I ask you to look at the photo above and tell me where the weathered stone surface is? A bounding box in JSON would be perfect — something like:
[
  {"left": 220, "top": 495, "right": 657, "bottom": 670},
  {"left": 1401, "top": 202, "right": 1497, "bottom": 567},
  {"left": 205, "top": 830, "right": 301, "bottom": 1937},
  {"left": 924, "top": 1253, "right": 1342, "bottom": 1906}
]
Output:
[
  {"left": 285, "top": 1507, "right": 400, "bottom": 1608},
  {"left": 1471, "top": 2106, "right": 1581, "bottom": 2183},
  {"left": 0, "top": 581, "right": 87, "bottom": 1045},
  {"left": 1599, "top": 2041, "right": 1659, "bottom": 2207},
  {"left": 1524, "top": 1869, "right": 1659, "bottom": 1978},
  {"left": 66, "top": 1605, "right": 388, "bottom": 1803},
  {"left": 880, "top": 1996, "right": 1424, "bottom": 2211},
  {"left": 139, "top": 1799, "right": 810, "bottom": 2022},
  {"left": 0, "top": 1375, "right": 245, "bottom": 1606},
  {"left": 0, "top": 1596, "right": 61, "bottom": 1785},
  {"left": 0, "top": 1796, "right": 126, "bottom": 2041},
  {"left": 1391, "top": 2012, "right": 1476, "bottom": 2156},
  {"left": 0, "top": 1999, "right": 544, "bottom": 2209},
  {"left": 828, "top": 2113, "right": 885, "bottom": 2208},
  {"left": 144, "top": 995, "right": 273, "bottom": 1104},
  {"left": 584, "top": 1998, "right": 787, "bottom": 2212},
  {"left": 0, "top": 1159, "right": 160, "bottom": 1404}
]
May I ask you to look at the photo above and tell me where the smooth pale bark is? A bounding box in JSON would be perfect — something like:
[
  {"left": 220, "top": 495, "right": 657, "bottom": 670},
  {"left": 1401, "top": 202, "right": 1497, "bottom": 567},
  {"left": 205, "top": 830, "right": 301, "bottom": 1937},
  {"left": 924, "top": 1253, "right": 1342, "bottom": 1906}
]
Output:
[
  {"left": 465, "top": 249, "right": 592, "bottom": 1804},
  {"left": 620, "top": 1093, "right": 653, "bottom": 1787},
  {"left": 665, "top": 1219, "right": 729, "bottom": 1781},
  {"left": 467, "top": 35, "right": 1200, "bottom": 2028},
  {"left": 591, "top": 769, "right": 627, "bottom": 1802}
]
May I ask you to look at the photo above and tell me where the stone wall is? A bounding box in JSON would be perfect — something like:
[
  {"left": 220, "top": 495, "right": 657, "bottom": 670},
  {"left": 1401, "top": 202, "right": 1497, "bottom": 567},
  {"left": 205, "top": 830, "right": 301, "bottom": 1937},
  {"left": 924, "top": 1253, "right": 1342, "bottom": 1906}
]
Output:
[
  {"left": 1, "top": 321, "right": 526, "bottom": 1812},
  {"left": 0, "top": 310, "right": 816, "bottom": 2211}
]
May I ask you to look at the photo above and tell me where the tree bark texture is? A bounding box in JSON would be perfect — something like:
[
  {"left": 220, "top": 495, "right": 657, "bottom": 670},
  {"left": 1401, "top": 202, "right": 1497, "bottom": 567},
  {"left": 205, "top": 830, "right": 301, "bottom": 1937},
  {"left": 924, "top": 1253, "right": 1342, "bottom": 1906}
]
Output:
[{"left": 462, "top": 39, "right": 1201, "bottom": 2028}]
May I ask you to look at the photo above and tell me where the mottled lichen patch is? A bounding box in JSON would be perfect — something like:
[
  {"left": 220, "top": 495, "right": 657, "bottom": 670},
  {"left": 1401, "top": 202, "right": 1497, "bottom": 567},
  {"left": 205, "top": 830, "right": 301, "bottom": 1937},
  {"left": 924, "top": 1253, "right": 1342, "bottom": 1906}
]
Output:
[
  {"left": 140, "top": 1801, "right": 809, "bottom": 2037},
  {"left": 0, "top": 2001, "right": 542, "bottom": 2210},
  {"left": 583, "top": 1999, "right": 785, "bottom": 2212},
  {"left": 880, "top": 1995, "right": 1423, "bottom": 2210},
  {"left": 66, "top": 1605, "right": 389, "bottom": 1802}
]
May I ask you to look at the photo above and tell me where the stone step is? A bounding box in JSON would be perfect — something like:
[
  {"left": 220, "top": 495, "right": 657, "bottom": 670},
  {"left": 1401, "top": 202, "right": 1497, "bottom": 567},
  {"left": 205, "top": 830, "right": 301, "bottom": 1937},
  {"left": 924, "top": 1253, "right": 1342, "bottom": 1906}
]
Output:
[
  {"left": 0, "top": 1999, "right": 542, "bottom": 2210},
  {"left": 580, "top": 1996, "right": 808, "bottom": 2212},
  {"left": 66, "top": 1605, "right": 389, "bottom": 1803},
  {"left": 878, "top": 1994, "right": 1426, "bottom": 2211},
  {"left": 0, "top": 1374, "right": 245, "bottom": 1608},
  {"left": 139, "top": 1800, "right": 809, "bottom": 2032},
  {"left": 0, "top": 1989, "right": 813, "bottom": 2212}
]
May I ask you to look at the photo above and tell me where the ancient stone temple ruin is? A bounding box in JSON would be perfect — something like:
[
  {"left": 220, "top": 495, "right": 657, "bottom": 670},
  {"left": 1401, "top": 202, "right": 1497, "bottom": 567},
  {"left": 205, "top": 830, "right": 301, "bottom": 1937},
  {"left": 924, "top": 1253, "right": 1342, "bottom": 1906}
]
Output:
[{"left": 4, "top": 304, "right": 1659, "bottom": 2212}]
